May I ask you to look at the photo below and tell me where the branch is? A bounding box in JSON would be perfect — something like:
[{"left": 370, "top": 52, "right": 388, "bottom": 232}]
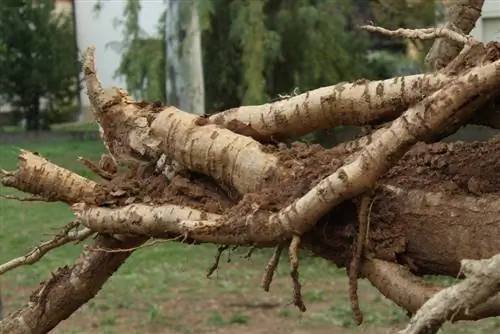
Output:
[
  {"left": 208, "top": 73, "right": 450, "bottom": 140},
  {"left": 399, "top": 253, "right": 500, "bottom": 334},
  {"left": 272, "top": 58, "right": 500, "bottom": 236},
  {"left": 0, "top": 235, "right": 145, "bottom": 334},
  {"left": 361, "top": 259, "right": 500, "bottom": 323},
  {"left": 72, "top": 202, "right": 221, "bottom": 237},
  {"left": 0, "top": 223, "right": 94, "bottom": 275},
  {"left": 1, "top": 150, "right": 107, "bottom": 205},
  {"left": 425, "top": 0, "right": 485, "bottom": 70},
  {"left": 361, "top": 26, "right": 469, "bottom": 44}
]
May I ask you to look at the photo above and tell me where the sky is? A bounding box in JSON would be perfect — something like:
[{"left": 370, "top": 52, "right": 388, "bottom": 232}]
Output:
[{"left": 75, "top": 0, "right": 164, "bottom": 109}]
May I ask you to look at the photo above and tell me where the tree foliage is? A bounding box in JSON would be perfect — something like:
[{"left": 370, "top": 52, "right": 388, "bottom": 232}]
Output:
[
  {"left": 106, "top": 0, "right": 166, "bottom": 102},
  {"left": 102, "top": 0, "right": 437, "bottom": 147},
  {"left": 103, "top": 0, "right": 433, "bottom": 114},
  {"left": 2, "top": 1, "right": 500, "bottom": 332},
  {"left": 0, "top": 0, "right": 79, "bottom": 130}
]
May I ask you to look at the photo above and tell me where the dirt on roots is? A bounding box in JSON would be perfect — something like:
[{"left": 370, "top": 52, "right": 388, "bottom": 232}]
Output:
[{"left": 88, "top": 135, "right": 500, "bottom": 270}]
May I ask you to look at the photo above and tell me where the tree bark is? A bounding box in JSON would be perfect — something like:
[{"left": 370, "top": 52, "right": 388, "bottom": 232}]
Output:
[
  {"left": 425, "top": 0, "right": 485, "bottom": 70},
  {"left": 24, "top": 97, "right": 41, "bottom": 131},
  {"left": 165, "top": 0, "right": 205, "bottom": 115},
  {"left": 3, "top": 19, "right": 500, "bottom": 331},
  {"left": 0, "top": 236, "right": 144, "bottom": 334}
]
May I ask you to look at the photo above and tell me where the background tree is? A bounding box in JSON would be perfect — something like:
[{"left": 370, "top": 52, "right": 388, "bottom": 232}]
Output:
[
  {"left": 2, "top": 1, "right": 500, "bottom": 333},
  {"left": 165, "top": 0, "right": 206, "bottom": 115},
  {"left": 0, "top": 0, "right": 79, "bottom": 131},
  {"left": 106, "top": 0, "right": 166, "bottom": 102},
  {"left": 105, "top": 0, "right": 435, "bottom": 146}
]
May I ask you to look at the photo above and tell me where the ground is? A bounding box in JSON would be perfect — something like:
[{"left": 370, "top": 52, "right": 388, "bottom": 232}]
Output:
[{"left": 0, "top": 140, "right": 499, "bottom": 333}]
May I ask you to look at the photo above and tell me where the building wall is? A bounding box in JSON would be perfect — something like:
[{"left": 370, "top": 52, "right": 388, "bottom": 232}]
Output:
[{"left": 470, "top": 0, "right": 500, "bottom": 42}]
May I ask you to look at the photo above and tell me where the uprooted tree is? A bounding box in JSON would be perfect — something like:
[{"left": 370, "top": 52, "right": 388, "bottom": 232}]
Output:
[{"left": 1, "top": 1, "right": 500, "bottom": 333}]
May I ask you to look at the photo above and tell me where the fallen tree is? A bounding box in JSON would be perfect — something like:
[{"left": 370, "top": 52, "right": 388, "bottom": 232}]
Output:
[{"left": 1, "top": 2, "right": 500, "bottom": 333}]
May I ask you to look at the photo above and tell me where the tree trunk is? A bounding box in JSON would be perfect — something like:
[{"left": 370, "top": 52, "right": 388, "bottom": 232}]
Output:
[
  {"left": 2, "top": 16, "right": 500, "bottom": 332},
  {"left": 24, "top": 97, "right": 41, "bottom": 131},
  {"left": 165, "top": 0, "right": 205, "bottom": 115},
  {"left": 0, "top": 236, "right": 144, "bottom": 334},
  {"left": 304, "top": 185, "right": 500, "bottom": 277}
]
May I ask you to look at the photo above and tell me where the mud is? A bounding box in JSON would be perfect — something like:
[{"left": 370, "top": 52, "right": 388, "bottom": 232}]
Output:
[
  {"left": 89, "top": 133, "right": 500, "bottom": 273},
  {"left": 95, "top": 166, "right": 234, "bottom": 214},
  {"left": 384, "top": 136, "right": 500, "bottom": 196},
  {"left": 221, "top": 142, "right": 349, "bottom": 233}
]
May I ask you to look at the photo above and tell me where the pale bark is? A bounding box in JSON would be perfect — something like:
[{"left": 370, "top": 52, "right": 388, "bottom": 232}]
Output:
[
  {"left": 150, "top": 107, "right": 280, "bottom": 193},
  {"left": 165, "top": 0, "right": 205, "bottom": 115},
  {"left": 209, "top": 73, "right": 450, "bottom": 140},
  {"left": 272, "top": 58, "right": 500, "bottom": 236},
  {"left": 4, "top": 13, "right": 500, "bottom": 330},
  {"left": 84, "top": 47, "right": 279, "bottom": 194},
  {"left": 0, "top": 150, "right": 104, "bottom": 204},
  {"left": 0, "top": 235, "right": 144, "bottom": 334},
  {"left": 361, "top": 259, "right": 500, "bottom": 322},
  {"left": 399, "top": 253, "right": 500, "bottom": 334},
  {"left": 73, "top": 202, "right": 220, "bottom": 237},
  {"left": 2, "top": 145, "right": 500, "bottom": 331},
  {"left": 425, "top": 0, "right": 485, "bottom": 70}
]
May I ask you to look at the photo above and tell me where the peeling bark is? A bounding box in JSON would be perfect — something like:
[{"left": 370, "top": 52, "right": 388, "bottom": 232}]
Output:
[
  {"left": 399, "top": 253, "right": 500, "bottom": 334},
  {"left": 3, "top": 19, "right": 500, "bottom": 332},
  {"left": 426, "top": 0, "right": 485, "bottom": 70},
  {"left": 0, "top": 150, "right": 106, "bottom": 205},
  {"left": 361, "top": 259, "right": 500, "bottom": 322},
  {"left": 208, "top": 73, "right": 450, "bottom": 140},
  {"left": 0, "top": 236, "right": 144, "bottom": 334}
]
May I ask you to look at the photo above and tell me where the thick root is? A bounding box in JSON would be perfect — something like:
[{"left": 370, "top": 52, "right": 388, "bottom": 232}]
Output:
[
  {"left": 399, "top": 253, "right": 500, "bottom": 334},
  {"left": 273, "top": 57, "right": 500, "bottom": 236},
  {"left": 1, "top": 150, "right": 105, "bottom": 205},
  {"left": 72, "top": 203, "right": 221, "bottom": 237},
  {"left": 0, "top": 236, "right": 145, "bottom": 334},
  {"left": 208, "top": 73, "right": 449, "bottom": 140},
  {"left": 83, "top": 47, "right": 281, "bottom": 194}
]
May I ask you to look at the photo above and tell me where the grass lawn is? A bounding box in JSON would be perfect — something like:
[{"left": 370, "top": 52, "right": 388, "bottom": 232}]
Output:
[
  {"left": 0, "top": 141, "right": 499, "bottom": 333},
  {"left": 1, "top": 121, "right": 99, "bottom": 133}
]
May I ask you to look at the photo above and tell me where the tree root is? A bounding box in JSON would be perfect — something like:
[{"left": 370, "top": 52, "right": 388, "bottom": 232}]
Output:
[
  {"left": 207, "top": 245, "right": 229, "bottom": 278},
  {"left": 0, "top": 235, "right": 146, "bottom": 334},
  {"left": 78, "top": 156, "right": 114, "bottom": 180},
  {"left": 1, "top": 150, "right": 106, "bottom": 205},
  {"left": 275, "top": 56, "right": 500, "bottom": 237},
  {"left": 348, "top": 194, "right": 372, "bottom": 325},
  {"left": 425, "top": 0, "right": 485, "bottom": 70},
  {"left": 289, "top": 235, "right": 306, "bottom": 312},
  {"left": 0, "top": 194, "right": 51, "bottom": 202},
  {"left": 400, "top": 253, "right": 500, "bottom": 334},
  {"left": 3, "top": 20, "right": 500, "bottom": 333},
  {"left": 0, "top": 222, "right": 94, "bottom": 275},
  {"left": 243, "top": 246, "right": 255, "bottom": 259},
  {"left": 88, "top": 237, "right": 181, "bottom": 253},
  {"left": 362, "top": 26, "right": 469, "bottom": 45},
  {"left": 261, "top": 243, "right": 285, "bottom": 291},
  {"left": 362, "top": 258, "right": 500, "bottom": 327}
]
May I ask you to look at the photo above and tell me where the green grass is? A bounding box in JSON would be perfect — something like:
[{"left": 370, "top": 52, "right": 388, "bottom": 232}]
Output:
[
  {"left": 1, "top": 121, "right": 99, "bottom": 133},
  {"left": 1, "top": 140, "right": 499, "bottom": 333}
]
